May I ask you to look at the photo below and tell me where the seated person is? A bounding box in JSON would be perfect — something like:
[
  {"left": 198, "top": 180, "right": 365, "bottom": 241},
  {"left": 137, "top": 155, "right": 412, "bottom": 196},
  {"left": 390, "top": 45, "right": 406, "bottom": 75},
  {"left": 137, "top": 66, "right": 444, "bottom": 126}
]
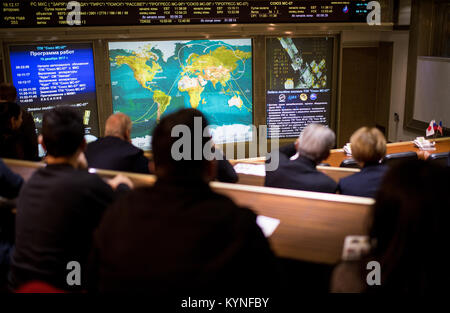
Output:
[
  {"left": 338, "top": 127, "right": 388, "bottom": 198},
  {"left": 0, "top": 159, "right": 23, "bottom": 199},
  {"left": 0, "top": 83, "right": 39, "bottom": 161},
  {"left": 9, "top": 106, "right": 132, "bottom": 291},
  {"left": 0, "top": 102, "right": 23, "bottom": 159},
  {"left": 89, "top": 108, "right": 278, "bottom": 294},
  {"left": 85, "top": 113, "right": 150, "bottom": 174},
  {"left": 331, "top": 160, "right": 450, "bottom": 293},
  {"left": 265, "top": 124, "right": 337, "bottom": 193}
]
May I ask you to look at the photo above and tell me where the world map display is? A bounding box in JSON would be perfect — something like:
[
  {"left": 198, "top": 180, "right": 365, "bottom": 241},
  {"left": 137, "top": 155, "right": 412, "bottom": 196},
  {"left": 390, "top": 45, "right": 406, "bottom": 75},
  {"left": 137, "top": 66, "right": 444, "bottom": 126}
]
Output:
[{"left": 109, "top": 39, "right": 253, "bottom": 150}]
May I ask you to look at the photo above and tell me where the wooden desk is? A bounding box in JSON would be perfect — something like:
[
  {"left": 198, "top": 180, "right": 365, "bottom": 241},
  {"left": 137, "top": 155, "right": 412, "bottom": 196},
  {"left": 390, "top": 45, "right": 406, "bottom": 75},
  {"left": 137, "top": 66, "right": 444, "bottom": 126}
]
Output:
[
  {"left": 232, "top": 137, "right": 450, "bottom": 168},
  {"left": 324, "top": 137, "right": 450, "bottom": 167}
]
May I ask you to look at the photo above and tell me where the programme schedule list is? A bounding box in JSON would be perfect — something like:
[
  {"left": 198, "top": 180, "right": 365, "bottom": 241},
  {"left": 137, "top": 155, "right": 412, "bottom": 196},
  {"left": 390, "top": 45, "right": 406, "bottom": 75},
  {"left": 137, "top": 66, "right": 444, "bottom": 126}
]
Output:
[{"left": 9, "top": 43, "right": 100, "bottom": 137}]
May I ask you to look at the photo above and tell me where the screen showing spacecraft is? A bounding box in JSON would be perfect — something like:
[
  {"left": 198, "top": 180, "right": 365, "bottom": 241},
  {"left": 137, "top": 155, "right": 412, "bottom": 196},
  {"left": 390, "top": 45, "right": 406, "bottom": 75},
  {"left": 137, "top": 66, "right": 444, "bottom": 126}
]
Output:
[{"left": 266, "top": 37, "right": 333, "bottom": 139}]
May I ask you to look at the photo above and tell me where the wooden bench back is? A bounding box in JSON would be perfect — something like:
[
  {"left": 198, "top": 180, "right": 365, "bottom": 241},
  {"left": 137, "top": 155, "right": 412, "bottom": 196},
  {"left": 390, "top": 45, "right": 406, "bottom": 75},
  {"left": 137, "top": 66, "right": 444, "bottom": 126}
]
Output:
[
  {"left": 211, "top": 182, "right": 372, "bottom": 264},
  {"left": 235, "top": 163, "right": 360, "bottom": 186}
]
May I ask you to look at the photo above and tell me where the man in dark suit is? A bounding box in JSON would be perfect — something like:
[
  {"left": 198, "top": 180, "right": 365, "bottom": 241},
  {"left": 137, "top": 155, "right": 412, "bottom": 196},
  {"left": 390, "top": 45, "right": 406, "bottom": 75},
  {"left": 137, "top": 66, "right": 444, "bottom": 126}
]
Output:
[
  {"left": 85, "top": 113, "right": 150, "bottom": 174},
  {"left": 88, "top": 109, "right": 278, "bottom": 294},
  {"left": 265, "top": 124, "right": 337, "bottom": 193}
]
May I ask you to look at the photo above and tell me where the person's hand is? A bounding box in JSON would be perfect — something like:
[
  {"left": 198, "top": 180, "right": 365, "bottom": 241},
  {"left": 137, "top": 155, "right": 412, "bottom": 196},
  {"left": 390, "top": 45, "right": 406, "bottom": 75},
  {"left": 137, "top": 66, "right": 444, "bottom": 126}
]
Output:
[
  {"left": 107, "top": 174, "right": 134, "bottom": 190},
  {"left": 417, "top": 151, "right": 431, "bottom": 160},
  {"left": 76, "top": 152, "right": 88, "bottom": 170}
]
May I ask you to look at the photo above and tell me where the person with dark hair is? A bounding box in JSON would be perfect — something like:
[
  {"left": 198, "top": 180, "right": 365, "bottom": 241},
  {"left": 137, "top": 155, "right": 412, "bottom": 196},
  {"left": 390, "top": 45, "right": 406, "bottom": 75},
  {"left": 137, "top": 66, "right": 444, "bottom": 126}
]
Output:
[
  {"left": 0, "top": 83, "right": 39, "bottom": 161},
  {"left": 0, "top": 102, "right": 23, "bottom": 159},
  {"left": 9, "top": 106, "right": 133, "bottom": 291},
  {"left": 149, "top": 109, "right": 238, "bottom": 183},
  {"left": 0, "top": 83, "right": 18, "bottom": 103},
  {"left": 265, "top": 123, "right": 337, "bottom": 193},
  {"left": 89, "top": 108, "right": 277, "bottom": 294},
  {"left": 338, "top": 127, "right": 388, "bottom": 198},
  {"left": 331, "top": 160, "right": 450, "bottom": 293},
  {"left": 85, "top": 113, "right": 150, "bottom": 174}
]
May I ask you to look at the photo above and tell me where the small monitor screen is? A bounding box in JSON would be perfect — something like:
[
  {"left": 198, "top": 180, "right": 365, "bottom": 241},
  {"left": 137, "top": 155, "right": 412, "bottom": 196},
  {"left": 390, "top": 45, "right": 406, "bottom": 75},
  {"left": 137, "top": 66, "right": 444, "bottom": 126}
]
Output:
[
  {"left": 266, "top": 37, "right": 333, "bottom": 139},
  {"left": 108, "top": 39, "right": 253, "bottom": 150},
  {"left": 9, "top": 43, "right": 100, "bottom": 141}
]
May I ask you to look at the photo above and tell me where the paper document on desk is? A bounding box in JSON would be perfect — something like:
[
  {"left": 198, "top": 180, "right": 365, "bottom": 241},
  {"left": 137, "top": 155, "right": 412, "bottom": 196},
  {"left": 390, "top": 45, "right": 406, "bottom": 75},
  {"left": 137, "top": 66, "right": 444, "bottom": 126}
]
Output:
[
  {"left": 256, "top": 215, "right": 280, "bottom": 238},
  {"left": 342, "top": 235, "right": 371, "bottom": 261},
  {"left": 233, "top": 163, "right": 266, "bottom": 176}
]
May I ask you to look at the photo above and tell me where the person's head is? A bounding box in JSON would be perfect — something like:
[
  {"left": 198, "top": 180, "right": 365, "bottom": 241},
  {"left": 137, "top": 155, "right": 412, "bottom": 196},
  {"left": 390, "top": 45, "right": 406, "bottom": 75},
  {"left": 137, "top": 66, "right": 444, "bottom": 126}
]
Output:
[
  {"left": 367, "top": 160, "right": 450, "bottom": 293},
  {"left": 0, "top": 101, "right": 22, "bottom": 132},
  {"left": 151, "top": 108, "right": 216, "bottom": 182},
  {"left": 40, "top": 106, "right": 85, "bottom": 158},
  {"left": 350, "top": 127, "right": 386, "bottom": 166},
  {"left": 105, "top": 113, "right": 132, "bottom": 142},
  {"left": 297, "top": 124, "right": 335, "bottom": 164},
  {"left": 0, "top": 83, "right": 17, "bottom": 102}
]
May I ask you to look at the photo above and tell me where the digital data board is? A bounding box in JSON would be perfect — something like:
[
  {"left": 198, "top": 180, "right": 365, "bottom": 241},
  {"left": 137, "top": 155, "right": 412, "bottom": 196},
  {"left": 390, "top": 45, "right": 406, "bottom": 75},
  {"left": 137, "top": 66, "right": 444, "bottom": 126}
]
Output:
[
  {"left": 266, "top": 37, "right": 333, "bottom": 139},
  {"left": 1, "top": 1, "right": 371, "bottom": 27},
  {"left": 9, "top": 43, "right": 100, "bottom": 140},
  {"left": 109, "top": 39, "right": 253, "bottom": 150}
]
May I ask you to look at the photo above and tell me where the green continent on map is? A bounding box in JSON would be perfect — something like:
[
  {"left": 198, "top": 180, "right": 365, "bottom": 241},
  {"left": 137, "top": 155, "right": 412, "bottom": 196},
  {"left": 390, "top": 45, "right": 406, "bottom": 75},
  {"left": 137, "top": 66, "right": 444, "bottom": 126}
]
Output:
[
  {"left": 178, "top": 46, "right": 251, "bottom": 108},
  {"left": 153, "top": 89, "right": 172, "bottom": 120},
  {"left": 177, "top": 75, "right": 205, "bottom": 109},
  {"left": 115, "top": 53, "right": 161, "bottom": 91}
]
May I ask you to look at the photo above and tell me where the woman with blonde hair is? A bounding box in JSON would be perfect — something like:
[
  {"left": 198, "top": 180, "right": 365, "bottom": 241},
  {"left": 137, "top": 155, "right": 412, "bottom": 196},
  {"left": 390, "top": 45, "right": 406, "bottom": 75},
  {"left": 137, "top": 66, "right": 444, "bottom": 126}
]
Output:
[{"left": 338, "top": 127, "right": 387, "bottom": 197}]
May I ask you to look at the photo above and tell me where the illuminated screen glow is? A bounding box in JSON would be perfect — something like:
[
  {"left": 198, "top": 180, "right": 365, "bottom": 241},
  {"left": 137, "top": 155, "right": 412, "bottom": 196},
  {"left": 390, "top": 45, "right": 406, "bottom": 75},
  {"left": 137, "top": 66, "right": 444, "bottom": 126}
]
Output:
[{"left": 108, "top": 39, "right": 253, "bottom": 150}]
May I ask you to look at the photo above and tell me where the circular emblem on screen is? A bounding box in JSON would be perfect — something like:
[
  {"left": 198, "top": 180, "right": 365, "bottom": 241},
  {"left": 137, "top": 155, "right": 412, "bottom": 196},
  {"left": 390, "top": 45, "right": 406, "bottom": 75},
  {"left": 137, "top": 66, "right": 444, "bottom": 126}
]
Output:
[
  {"left": 279, "top": 94, "right": 286, "bottom": 102},
  {"left": 300, "top": 93, "right": 308, "bottom": 101},
  {"left": 310, "top": 93, "right": 318, "bottom": 101},
  {"left": 343, "top": 5, "right": 349, "bottom": 13}
]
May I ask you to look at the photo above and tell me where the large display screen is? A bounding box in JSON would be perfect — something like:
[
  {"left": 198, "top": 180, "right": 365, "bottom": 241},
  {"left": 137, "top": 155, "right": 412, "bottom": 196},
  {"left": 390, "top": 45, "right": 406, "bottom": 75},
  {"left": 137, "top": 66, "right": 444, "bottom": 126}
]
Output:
[
  {"left": 1, "top": 1, "right": 371, "bottom": 27},
  {"left": 109, "top": 39, "right": 253, "bottom": 150},
  {"left": 266, "top": 37, "right": 333, "bottom": 139},
  {"left": 9, "top": 43, "right": 100, "bottom": 140}
]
